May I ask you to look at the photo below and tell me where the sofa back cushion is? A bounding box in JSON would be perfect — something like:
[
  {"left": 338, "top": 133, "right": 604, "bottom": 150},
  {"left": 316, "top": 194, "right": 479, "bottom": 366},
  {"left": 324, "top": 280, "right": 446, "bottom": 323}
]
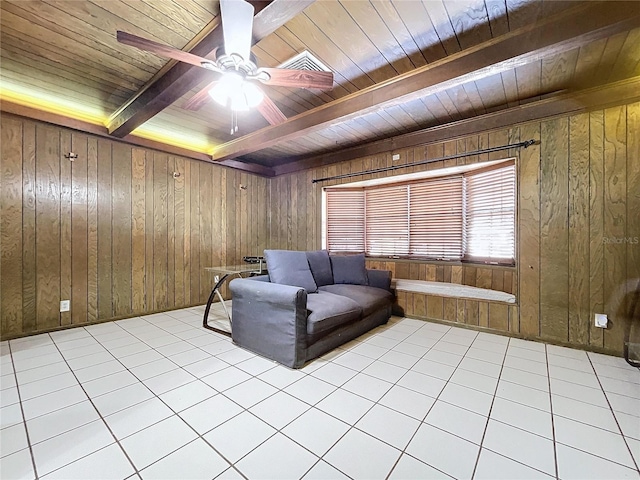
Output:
[
  {"left": 264, "top": 250, "right": 318, "bottom": 293},
  {"left": 306, "top": 250, "right": 334, "bottom": 287},
  {"left": 330, "top": 253, "right": 368, "bottom": 286}
]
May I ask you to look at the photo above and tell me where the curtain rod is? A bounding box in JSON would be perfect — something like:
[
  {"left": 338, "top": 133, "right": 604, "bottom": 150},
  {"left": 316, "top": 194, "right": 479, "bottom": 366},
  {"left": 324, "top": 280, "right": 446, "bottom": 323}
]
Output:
[{"left": 312, "top": 139, "right": 536, "bottom": 183}]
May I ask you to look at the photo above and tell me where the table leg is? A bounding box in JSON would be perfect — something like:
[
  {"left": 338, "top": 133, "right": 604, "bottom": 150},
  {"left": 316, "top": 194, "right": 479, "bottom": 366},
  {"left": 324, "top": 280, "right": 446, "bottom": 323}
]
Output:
[
  {"left": 217, "top": 289, "right": 232, "bottom": 320},
  {"left": 202, "top": 274, "right": 232, "bottom": 336}
]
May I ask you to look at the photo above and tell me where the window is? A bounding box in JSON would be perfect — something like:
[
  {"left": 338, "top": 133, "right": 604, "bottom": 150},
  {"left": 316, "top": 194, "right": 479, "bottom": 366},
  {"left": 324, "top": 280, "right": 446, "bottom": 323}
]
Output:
[{"left": 324, "top": 161, "right": 515, "bottom": 264}]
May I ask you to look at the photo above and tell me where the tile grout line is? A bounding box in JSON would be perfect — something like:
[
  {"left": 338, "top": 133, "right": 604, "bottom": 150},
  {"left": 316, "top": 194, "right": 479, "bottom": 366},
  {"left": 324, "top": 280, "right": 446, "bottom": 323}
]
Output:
[
  {"left": 586, "top": 351, "right": 640, "bottom": 473},
  {"left": 42, "top": 326, "right": 140, "bottom": 479},
  {"left": 426, "top": 335, "right": 561, "bottom": 478},
  {"left": 218, "top": 320, "right": 451, "bottom": 479},
  {"left": 383, "top": 324, "right": 477, "bottom": 479},
  {"left": 312, "top": 322, "right": 444, "bottom": 480},
  {"left": 464, "top": 341, "right": 560, "bottom": 478},
  {"left": 256, "top": 335, "right": 412, "bottom": 476},
  {"left": 21, "top": 314, "right": 222, "bottom": 476},
  {"left": 96, "top": 309, "right": 303, "bottom": 478},
  {"left": 6, "top": 338, "right": 40, "bottom": 480},
  {"left": 74, "top": 314, "right": 255, "bottom": 479},
  {"left": 210, "top": 349, "right": 354, "bottom": 476},
  {"left": 398, "top": 331, "right": 464, "bottom": 475},
  {"left": 85, "top": 315, "right": 246, "bottom": 478},
  {"left": 9, "top": 311, "right": 309, "bottom": 479},
  {"left": 5, "top": 311, "right": 639, "bottom": 479},
  {"left": 537, "top": 351, "right": 640, "bottom": 472},
  {"left": 165, "top": 325, "right": 380, "bottom": 478},
  {"left": 544, "top": 343, "right": 560, "bottom": 479},
  {"left": 12, "top": 331, "right": 235, "bottom": 409},
  {"left": 297, "top": 324, "right": 580, "bottom": 479},
  {"left": 469, "top": 333, "right": 510, "bottom": 479}
]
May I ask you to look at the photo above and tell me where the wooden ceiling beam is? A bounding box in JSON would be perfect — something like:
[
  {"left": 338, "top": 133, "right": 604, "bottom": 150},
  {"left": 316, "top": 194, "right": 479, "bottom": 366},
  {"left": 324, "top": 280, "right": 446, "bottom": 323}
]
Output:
[
  {"left": 273, "top": 76, "right": 640, "bottom": 176},
  {"left": 106, "top": 0, "right": 315, "bottom": 138},
  {"left": 211, "top": 1, "right": 640, "bottom": 162}
]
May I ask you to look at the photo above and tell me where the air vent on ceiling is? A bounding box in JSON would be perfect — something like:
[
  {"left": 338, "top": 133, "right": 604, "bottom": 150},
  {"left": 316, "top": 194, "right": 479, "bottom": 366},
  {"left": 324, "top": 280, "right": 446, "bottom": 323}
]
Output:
[{"left": 278, "top": 51, "right": 330, "bottom": 72}]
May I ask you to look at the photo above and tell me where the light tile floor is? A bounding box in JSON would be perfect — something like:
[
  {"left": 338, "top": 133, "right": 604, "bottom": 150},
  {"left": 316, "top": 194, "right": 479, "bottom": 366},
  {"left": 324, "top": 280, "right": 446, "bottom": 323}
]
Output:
[{"left": 1, "top": 303, "right": 639, "bottom": 479}]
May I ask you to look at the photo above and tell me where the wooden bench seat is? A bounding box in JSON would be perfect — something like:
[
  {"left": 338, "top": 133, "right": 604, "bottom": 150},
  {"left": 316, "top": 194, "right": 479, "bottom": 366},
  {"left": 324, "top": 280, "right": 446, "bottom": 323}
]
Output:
[
  {"left": 391, "top": 279, "right": 518, "bottom": 333},
  {"left": 392, "top": 279, "right": 516, "bottom": 304}
]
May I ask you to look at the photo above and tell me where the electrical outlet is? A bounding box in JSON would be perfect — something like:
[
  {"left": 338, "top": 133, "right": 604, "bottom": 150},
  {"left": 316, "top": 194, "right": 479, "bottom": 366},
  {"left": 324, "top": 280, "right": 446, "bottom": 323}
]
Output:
[
  {"left": 392, "top": 153, "right": 400, "bottom": 161},
  {"left": 60, "top": 300, "right": 70, "bottom": 312},
  {"left": 214, "top": 275, "right": 220, "bottom": 283},
  {"left": 594, "top": 313, "right": 608, "bottom": 328}
]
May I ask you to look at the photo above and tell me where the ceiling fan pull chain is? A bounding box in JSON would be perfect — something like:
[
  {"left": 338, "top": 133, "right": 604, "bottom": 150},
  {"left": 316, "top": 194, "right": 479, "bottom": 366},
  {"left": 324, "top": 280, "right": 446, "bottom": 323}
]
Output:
[
  {"left": 230, "top": 110, "right": 235, "bottom": 135},
  {"left": 230, "top": 110, "right": 239, "bottom": 135}
]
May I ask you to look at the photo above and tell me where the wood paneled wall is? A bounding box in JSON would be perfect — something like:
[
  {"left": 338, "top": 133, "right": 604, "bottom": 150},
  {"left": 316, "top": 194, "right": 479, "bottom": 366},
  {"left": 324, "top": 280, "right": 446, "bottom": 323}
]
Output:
[
  {"left": 1, "top": 103, "right": 638, "bottom": 355},
  {"left": 366, "top": 261, "right": 516, "bottom": 296},
  {"left": 0, "top": 115, "right": 269, "bottom": 339},
  {"left": 268, "top": 102, "right": 640, "bottom": 355},
  {"left": 394, "top": 292, "right": 519, "bottom": 335}
]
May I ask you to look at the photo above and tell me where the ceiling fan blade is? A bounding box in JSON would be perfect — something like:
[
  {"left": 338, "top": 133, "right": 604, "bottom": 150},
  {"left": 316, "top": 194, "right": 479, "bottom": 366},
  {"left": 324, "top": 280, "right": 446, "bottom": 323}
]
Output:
[
  {"left": 257, "top": 94, "right": 287, "bottom": 126},
  {"left": 220, "top": 0, "right": 254, "bottom": 61},
  {"left": 117, "top": 31, "right": 219, "bottom": 71},
  {"left": 256, "top": 68, "right": 334, "bottom": 90},
  {"left": 183, "top": 82, "right": 216, "bottom": 111}
]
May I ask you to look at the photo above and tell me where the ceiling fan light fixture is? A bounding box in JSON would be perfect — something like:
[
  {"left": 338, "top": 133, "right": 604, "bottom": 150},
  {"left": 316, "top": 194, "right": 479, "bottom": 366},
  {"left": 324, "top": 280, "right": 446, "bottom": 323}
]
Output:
[
  {"left": 208, "top": 72, "right": 264, "bottom": 112},
  {"left": 240, "top": 81, "right": 264, "bottom": 109},
  {"left": 209, "top": 72, "right": 243, "bottom": 107}
]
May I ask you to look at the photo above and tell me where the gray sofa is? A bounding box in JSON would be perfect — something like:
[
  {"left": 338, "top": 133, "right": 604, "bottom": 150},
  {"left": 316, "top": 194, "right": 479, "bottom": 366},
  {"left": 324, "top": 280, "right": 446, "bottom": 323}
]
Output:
[{"left": 229, "top": 249, "right": 393, "bottom": 368}]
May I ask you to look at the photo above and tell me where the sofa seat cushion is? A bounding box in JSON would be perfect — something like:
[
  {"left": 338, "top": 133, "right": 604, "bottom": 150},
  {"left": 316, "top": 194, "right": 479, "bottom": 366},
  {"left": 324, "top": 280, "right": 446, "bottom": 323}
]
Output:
[
  {"left": 306, "top": 292, "right": 362, "bottom": 338},
  {"left": 318, "top": 284, "right": 393, "bottom": 317}
]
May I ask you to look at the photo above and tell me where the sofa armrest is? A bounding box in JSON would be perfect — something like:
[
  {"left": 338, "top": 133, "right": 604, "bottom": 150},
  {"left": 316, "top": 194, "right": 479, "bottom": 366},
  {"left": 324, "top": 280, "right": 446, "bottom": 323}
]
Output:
[
  {"left": 367, "top": 269, "right": 392, "bottom": 291},
  {"left": 247, "top": 274, "right": 270, "bottom": 282},
  {"left": 229, "top": 278, "right": 308, "bottom": 368}
]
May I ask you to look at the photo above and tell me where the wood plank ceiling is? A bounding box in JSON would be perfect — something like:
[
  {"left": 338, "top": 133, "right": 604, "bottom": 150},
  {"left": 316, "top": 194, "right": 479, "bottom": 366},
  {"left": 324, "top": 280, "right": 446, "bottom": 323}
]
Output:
[{"left": 1, "top": 0, "right": 639, "bottom": 171}]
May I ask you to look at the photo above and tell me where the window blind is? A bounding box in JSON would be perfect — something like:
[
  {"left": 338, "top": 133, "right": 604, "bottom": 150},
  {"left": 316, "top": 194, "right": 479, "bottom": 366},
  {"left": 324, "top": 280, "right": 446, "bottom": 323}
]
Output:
[
  {"left": 464, "top": 163, "right": 516, "bottom": 262},
  {"left": 324, "top": 160, "right": 516, "bottom": 264},
  {"left": 365, "top": 185, "right": 409, "bottom": 256},
  {"left": 325, "top": 189, "right": 365, "bottom": 253},
  {"left": 409, "top": 176, "right": 464, "bottom": 260}
]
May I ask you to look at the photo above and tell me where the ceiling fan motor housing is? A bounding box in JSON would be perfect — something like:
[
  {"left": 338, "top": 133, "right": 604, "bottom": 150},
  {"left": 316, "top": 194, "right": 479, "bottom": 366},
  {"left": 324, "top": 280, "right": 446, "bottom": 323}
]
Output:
[{"left": 212, "top": 47, "right": 259, "bottom": 77}]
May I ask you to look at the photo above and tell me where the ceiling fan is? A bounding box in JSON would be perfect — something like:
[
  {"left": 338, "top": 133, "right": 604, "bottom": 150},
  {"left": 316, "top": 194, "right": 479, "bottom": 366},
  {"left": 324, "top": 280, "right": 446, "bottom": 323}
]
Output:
[{"left": 117, "top": 0, "right": 334, "bottom": 132}]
